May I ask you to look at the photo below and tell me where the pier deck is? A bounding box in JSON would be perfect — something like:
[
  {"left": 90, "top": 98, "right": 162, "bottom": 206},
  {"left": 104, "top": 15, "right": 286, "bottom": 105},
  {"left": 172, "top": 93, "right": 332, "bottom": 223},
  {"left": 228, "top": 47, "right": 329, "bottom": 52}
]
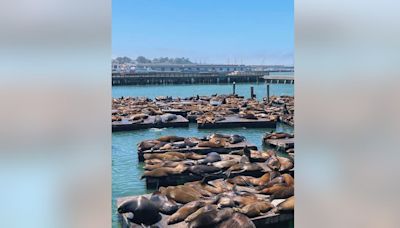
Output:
[
  {"left": 198, "top": 116, "right": 276, "bottom": 129},
  {"left": 112, "top": 115, "right": 189, "bottom": 132}
]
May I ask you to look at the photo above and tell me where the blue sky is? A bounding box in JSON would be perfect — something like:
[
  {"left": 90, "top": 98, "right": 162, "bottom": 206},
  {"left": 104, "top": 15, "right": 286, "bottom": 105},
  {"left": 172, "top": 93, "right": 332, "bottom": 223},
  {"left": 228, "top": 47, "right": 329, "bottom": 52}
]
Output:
[{"left": 112, "top": 0, "right": 293, "bottom": 65}]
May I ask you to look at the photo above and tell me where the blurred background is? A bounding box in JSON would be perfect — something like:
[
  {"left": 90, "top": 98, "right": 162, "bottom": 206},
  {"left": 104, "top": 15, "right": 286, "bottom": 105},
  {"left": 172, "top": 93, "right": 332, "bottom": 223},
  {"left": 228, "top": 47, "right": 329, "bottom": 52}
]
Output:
[{"left": 0, "top": 0, "right": 399, "bottom": 227}]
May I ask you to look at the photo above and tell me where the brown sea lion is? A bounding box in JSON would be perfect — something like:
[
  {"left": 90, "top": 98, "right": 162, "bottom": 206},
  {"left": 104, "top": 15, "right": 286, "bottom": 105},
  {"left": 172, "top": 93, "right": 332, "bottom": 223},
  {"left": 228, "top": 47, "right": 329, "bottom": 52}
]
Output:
[
  {"left": 157, "top": 135, "right": 185, "bottom": 143},
  {"left": 189, "top": 208, "right": 234, "bottom": 228},
  {"left": 213, "top": 159, "right": 239, "bottom": 169},
  {"left": 217, "top": 195, "right": 236, "bottom": 208},
  {"left": 274, "top": 196, "right": 294, "bottom": 213},
  {"left": 117, "top": 196, "right": 161, "bottom": 226},
  {"left": 143, "top": 152, "right": 186, "bottom": 160},
  {"left": 249, "top": 172, "right": 275, "bottom": 186},
  {"left": 197, "top": 141, "right": 224, "bottom": 148},
  {"left": 184, "top": 204, "right": 218, "bottom": 223},
  {"left": 179, "top": 184, "right": 213, "bottom": 197},
  {"left": 217, "top": 212, "right": 256, "bottom": 228},
  {"left": 129, "top": 113, "right": 149, "bottom": 121},
  {"left": 167, "top": 200, "right": 206, "bottom": 224},
  {"left": 227, "top": 176, "right": 256, "bottom": 186},
  {"left": 137, "top": 140, "right": 160, "bottom": 151},
  {"left": 141, "top": 163, "right": 187, "bottom": 179},
  {"left": 236, "top": 201, "right": 274, "bottom": 217},
  {"left": 258, "top": 183, "right": 288, "bottom": 195},
  {"left": 188, "top": 181, "right": 225, "bottom": 194},
  {"left": 186, "top": 152, "right": 207, "bottom": 160},
  {"left": 281, "top": 173, "right": 294, "bottom": 186},
  {"left": 277, "top": 156, "right": 294, "bottom": 171},
  {"left": 232, "top": 194, "right": 260, "bottom": 207},
  {"left": 160, "top": 186, "right": 202, "bottom": 204},
  {"left": 270, "top": 186, "right": 294, "bottom": 200}
]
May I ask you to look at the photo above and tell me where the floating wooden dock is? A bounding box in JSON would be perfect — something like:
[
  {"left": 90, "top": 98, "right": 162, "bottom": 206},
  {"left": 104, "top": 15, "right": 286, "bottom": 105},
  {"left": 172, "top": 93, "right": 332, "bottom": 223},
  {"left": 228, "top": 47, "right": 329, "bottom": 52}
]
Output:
[
  {"left": 116, "top": 192, "right": 293, "bottom": 228},
  {"left": 138, "top": 141, "right": 257, "bottom": 162},
  {"left": 197, "top": 116, "right": 276, "bottom": 129},
  {"left": 143, "top": 154, "right": 294, "bottom": 188},
  {"left": 264, "top": 138, "right": 294, "bottom": 149},
  {"left": 112, "top": 115, "right": 189, "bottom": 132}
]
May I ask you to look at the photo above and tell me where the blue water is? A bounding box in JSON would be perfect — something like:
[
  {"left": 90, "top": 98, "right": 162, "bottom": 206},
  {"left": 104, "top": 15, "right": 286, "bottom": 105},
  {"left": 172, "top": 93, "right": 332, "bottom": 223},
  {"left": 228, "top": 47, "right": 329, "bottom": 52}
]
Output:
[{"left": 112, "top": 83, "right": 294, "bottom": 227}]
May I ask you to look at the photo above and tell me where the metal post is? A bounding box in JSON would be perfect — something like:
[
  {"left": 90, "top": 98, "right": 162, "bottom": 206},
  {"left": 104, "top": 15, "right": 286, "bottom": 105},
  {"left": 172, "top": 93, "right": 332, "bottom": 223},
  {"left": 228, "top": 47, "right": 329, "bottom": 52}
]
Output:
[
  {"left": 233, "top": 82, "right": 236, "bottom": 95},
  {"left": 267, "top": 83, "right": 270, "bottom": 103},
  {"left": 250, "top": 86, "right": 254, "bottom": 99}
]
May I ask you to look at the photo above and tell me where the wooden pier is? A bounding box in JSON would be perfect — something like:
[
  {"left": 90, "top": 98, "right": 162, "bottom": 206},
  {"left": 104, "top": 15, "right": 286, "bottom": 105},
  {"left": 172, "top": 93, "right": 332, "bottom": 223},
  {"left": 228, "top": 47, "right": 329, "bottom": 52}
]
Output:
[
  {"left": 112, "top": 115, "right": 189, "bottom": 132},
  {"left": 112, "top": 72, "right": 266, "bottom": 85},
  {"left": 197, "top": 116, "right": 277, "bottom": 129}
]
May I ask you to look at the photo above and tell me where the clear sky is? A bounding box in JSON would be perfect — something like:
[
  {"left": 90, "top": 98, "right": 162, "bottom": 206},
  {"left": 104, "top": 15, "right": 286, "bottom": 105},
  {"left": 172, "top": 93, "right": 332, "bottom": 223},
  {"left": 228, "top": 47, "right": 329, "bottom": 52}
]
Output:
[{"left": 112, "top": 0, "right": 293, "bottom": 65}]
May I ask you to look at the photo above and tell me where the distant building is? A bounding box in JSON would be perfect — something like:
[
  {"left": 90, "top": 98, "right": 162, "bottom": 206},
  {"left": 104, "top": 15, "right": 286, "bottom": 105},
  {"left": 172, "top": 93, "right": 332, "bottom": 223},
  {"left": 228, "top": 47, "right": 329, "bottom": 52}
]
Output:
[
  {"left": 112, "top": 62, "right": 293, "bottom": 74},
  {"left": 133, "top": 64, "right": 250, "bottom": 73}
]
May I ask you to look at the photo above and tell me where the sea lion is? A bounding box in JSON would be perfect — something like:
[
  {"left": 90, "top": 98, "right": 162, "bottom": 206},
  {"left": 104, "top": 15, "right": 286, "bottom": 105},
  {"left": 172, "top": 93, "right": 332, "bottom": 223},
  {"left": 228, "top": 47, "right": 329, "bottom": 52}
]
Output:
[
  {"left": 117, "top": 196, "right": 161, "bottom": 226},
  {"left": 281, "top": 173, "right": 294, "bottom": 186},
  {"left": 184, "top": 204, "right": 218, "bottom": 223},
  {"left": 229, "top": 135, "right": 245, "bottom": 144},
  {"left": 217, "top": 212, "right": 256, "bottom": 228},
  {"left": 208, "top": 133, "right": 231, "bottom": 139},
  {"left": 239, "top": 112, "right": 258, "bottom": 119},
  {"left": 266, "top": 155, "right": 281, "bottom": 171},
  {"left": 186, "top": 152, "right": 207, "bottom": 160},
  {"left": 264, "top": 132, "right": 293, "bottom": 139},
  {"left": 143, "top": 152, "right": 186, "bottom": 161},
  {"left": 184, "top": 137, "right": 200, "bottom": 147},
  {"left": 217, "top": 195, "right": 236, "bottom": 208},
  {"left": 141, "top": 163, "right": 187, "bottom": 179},
  {"left": 213, "top": 159, "right": 239, "bottom": 169},
  {"left": 156, "top": 135, "right": 185, "bottom": 143},
  {"left": 129, "top": 113, "right": 149, "bottom": 121},
  {"left": 150, "top": 191, "right": 179, "bottom": 215},
  {"left": 167, "top": 200, "right": 206, "bottom": 224},
  {"left": 137, "top": 140, "right": 160, "bottom": 151},
  {"left": 180, "top": 184, "right": 213, "bottom": 197},
  {"left": 197, "top": 141, "right": 224, "bottom": 148},
  {"left": 236, "top": 201, "right": 274, "bottom": 217},
  {"left": 160, "top": 186, "right": 202, "bottom": 204},
  {"left": 189, "top": 208, "right": 234, "bottom": 228},
  {"left": 197, "top": 152, "right": 221, "bottom": 164},
  {"left": 227, "top": 176, "right": 256, "bottom": 186},
  {"left": 225, "top": 162, "right": 261, "bottom": 177},
  {"left": 189, "top": 165, "right": 221, "bottom": 175},
  {"left": 270, "top": 186, "right": 294, "bottom": 200},
  {"left": 259, "top": 183, "right": 288, "bottom": 195},
  {"left": 160, "top": 113, "right": 177, "bottom": 122},
  {"left": 274, "top": 196, "right": 294, "bottom": 213},
  {"left": 277, "top": 156, "right": 294, "bottom": 172}
]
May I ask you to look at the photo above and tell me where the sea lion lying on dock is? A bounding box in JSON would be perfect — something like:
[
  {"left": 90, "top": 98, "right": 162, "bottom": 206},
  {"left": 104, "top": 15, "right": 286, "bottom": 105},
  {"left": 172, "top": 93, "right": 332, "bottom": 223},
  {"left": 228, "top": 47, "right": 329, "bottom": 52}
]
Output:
[
  {"left": 197, "top": 152, "right": 221, "bottom": 164},
  {"left": 143, "top": 151, "right": 186, "bottom": 161},
  {"left": 137, "top": 140, "right": 161, "bottom": 151},
  {"left": 274, "top": 196, "right": 294, "bottom": 213},
  {"left": 167, "top": 200, "right": 207, "bottom": 224},
  {"left": 229, "top": 135, "right": 245, "bottom": 144},
  {"left": 264, "top": 132, "right": 293, "bottom": 139},
  {"left": 189, "top": 165, "right": 221, "bottom": 175},
  {"left": 236, "top": 201, "right": 274, "bottom": 217},
  {"left": 184, "top": 204, "right": 218, "bottom": 223},
  {"left": 270, "top": 186, "right": 294, "bottom": 200},
  {"left": 129, "top": 113, "right": 149, "bottom": 121},
  {"left": 189, "top": 208, "right": 234, "bottom": 228},
  {"left": 160, "top": 186, "right": 202, "bottom": 204},
  {"left": 160, "top": 113, "right": 177, "bottom": 122},
  {"left": 117, "top": 196, "right": 161, "bottom": 226},
  {"left": 197, "top": 141, "right": 224, "bottom": 148},
  {"left": 156, "top": 135, "right": 185, "bottom": 143},
  {"left": 217, "top": 212, "right": 256, "bottom": 228},
  {"left": 213, "top": 159, "right": 239, "bottom": 169},
  {"left": 150, "top": 191, "right": 179, "bottom": 215},
  {"left": 141, "top": 163, "right": 187, "bottom": 178}
]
